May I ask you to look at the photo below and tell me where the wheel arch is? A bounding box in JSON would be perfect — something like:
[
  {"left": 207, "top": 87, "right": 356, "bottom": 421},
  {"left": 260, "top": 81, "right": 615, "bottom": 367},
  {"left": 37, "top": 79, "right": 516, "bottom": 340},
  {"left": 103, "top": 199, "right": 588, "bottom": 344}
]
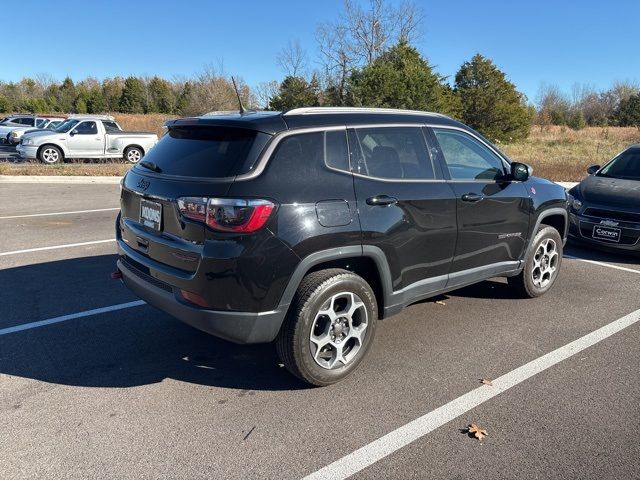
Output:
[
  {"left": 277, "top": 246, "right": 393, "bottom": 320},
  {"left": 125, "top": 144, "right": 145, "bottom": 155},
  {"left": 37, "top": 143, "right": 66, "bottom": 161},
  {"left": 525, "top": 207, "right": 568, "bottom": 258}
]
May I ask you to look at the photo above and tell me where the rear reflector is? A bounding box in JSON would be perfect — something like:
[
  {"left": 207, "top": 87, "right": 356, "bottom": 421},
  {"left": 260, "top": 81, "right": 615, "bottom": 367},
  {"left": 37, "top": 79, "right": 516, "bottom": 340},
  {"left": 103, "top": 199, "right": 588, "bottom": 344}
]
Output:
[{"left": 180, "top": 289, "right": 210, "bottom": 308}]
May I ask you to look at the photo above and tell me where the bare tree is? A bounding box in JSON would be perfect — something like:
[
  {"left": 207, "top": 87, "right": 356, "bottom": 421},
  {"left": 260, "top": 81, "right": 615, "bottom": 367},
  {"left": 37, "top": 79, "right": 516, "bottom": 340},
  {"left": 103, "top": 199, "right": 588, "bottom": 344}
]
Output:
[
  {"left": 315, "top": 0, "right": 424, "bottom": 105},
  {"left": 255, "top": 80, "right": 280, "bottom": 109},
  {"left": 316, "top": 21, "right": 355, "bottom": 105},
  {"left": 395, "top": 0, "right": 423, "bottom": 43},
  {"left": 277, "top": 39, "right": 308, "bottom": 77}
]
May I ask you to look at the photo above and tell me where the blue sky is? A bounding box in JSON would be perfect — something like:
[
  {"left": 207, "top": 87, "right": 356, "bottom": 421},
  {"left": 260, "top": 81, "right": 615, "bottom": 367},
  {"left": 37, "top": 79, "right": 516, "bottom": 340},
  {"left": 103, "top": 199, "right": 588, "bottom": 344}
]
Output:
[{"left": 3, "top": 0, "right": 639, "bottom": 104}]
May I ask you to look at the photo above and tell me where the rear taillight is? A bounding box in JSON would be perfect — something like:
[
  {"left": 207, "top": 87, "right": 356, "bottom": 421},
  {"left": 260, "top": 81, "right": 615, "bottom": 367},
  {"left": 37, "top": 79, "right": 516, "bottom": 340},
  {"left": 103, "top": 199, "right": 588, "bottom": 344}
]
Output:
[{"left": 177, "top": 197, "right": 275, "bottom": 233}]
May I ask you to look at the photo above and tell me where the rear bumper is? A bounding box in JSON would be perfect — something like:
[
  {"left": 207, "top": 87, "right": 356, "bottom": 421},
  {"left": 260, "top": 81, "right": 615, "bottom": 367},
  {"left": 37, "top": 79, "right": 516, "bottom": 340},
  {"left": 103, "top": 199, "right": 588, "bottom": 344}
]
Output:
[{"left": 117, "top": 255, "right": 287, "bottom": 344}]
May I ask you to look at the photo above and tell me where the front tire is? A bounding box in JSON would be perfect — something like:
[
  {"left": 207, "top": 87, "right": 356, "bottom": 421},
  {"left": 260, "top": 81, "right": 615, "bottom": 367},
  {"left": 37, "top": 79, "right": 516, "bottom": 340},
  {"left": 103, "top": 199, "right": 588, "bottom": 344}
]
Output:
[
  {"left": 38, "top": 145, "right": 63, "bottom": 164},
  {"left": 124, "top": 146, "right": 143, "bottom": 164},
  {"left": 276, "top": 269, "right": 378, "bottom": 386},
  {"left": 508, "top": 225, "right": 563, "bottom": 298}
]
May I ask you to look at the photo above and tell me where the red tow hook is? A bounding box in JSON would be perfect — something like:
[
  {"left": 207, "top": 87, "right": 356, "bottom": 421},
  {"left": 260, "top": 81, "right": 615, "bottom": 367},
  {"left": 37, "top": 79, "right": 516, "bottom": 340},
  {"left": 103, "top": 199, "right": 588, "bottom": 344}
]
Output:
[{"left": 111, "top": 270, "right": 123, "bottom": 280}]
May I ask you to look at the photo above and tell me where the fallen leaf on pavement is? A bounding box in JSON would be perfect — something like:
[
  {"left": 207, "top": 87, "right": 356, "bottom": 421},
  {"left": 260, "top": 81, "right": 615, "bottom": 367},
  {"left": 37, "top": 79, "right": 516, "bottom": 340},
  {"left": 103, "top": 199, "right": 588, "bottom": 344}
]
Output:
[
  {"left": 468, "top": 423, "right": 488, "bottom": 441},
  {"left": 435, "top": 300, "right": 446, "bottom": 306},
  {"left": 480, "top": 378, "right": 493, "bottom": 386}
]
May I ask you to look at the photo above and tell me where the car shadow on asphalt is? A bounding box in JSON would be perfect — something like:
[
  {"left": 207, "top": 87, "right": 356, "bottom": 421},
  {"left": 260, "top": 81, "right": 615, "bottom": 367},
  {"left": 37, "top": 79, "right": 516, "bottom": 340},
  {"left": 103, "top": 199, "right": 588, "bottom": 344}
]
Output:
[{"left": 0, "top": 254, "right": 307, "bottom": 392}]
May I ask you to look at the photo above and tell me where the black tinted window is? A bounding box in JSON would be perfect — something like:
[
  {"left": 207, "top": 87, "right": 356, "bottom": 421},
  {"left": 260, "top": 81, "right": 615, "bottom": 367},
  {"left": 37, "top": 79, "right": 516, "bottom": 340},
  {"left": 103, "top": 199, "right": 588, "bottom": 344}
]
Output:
[
  {"left": 325, "top": 130, "right": 349, "bottom": 171},
  {"left": 75, "top": 121, "right": 98, "bottom": 134},
  {"left": 135, "top": 126, "right": 270, "bottom": 178},
  {"left": 433, "top": 129, "right": 505, "bottom": 180},
  {"left": 350, "top": 127, "right": 434, "bottom": 180},
  {"left": 103, "top": 121, "right": 120, "bottom": 133},
  {"left": 270, "top": 132, "right": 323, "bottom": 174}
]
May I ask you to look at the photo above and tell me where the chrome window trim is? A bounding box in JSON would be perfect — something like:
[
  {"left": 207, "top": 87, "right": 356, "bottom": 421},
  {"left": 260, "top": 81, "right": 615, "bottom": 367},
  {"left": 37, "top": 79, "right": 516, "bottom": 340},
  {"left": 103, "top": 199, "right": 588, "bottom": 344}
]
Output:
[
  {"left": 235, "top": 126, "right": 346, "bottom": 181},
  {"left": 235, "top": 122, "right": 512, "bottom": 182}
]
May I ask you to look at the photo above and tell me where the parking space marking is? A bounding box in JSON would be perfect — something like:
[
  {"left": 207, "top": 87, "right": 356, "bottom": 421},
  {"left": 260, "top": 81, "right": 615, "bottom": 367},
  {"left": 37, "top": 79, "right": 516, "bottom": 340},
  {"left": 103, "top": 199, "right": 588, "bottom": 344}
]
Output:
[
  {"left": 564, "top": 255, "right": 640, "bottom": 275},
  {"left": 0, "top": 207, "right": 119, "bottom": 219},
  {"left": 304, "top": 307, "right": 640, "bottom": 480},
  {"left": 0, "top": 239, "right": 115, "bottom": 257},
  {"left": 0, "top": 300, "right": 146, "bottom": 336}
]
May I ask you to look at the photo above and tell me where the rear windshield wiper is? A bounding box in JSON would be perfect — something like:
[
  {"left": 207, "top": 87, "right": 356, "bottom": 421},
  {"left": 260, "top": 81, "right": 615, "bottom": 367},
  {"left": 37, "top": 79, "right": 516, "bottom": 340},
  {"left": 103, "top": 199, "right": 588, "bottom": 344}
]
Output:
[{"left": 139, "top": 160, "right": 162, "bottom": 173}]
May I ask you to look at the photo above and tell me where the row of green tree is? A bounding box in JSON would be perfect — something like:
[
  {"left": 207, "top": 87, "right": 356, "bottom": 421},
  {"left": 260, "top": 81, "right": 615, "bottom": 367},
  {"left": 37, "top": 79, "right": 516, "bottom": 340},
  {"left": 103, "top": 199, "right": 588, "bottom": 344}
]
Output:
[
  {"left": 268, "top": 45, "right": 532, "bottom": 142},
  {"left": 536, "top": 81, "right": 640, "bottom": 129},
  {"left": 0, "top": 72, "right": 253, "bottom": 119}
]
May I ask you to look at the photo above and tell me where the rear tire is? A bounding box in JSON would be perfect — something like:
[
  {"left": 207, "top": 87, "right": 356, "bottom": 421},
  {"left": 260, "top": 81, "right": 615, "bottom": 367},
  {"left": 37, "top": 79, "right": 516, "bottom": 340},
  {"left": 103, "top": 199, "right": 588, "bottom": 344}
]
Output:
[
  {"left": 508, "top": 225, "right": 563, "bottom": 298},
  {"left": 276, "top": 269, "right": 378, "bottom": 386},
  {"left": 124, "top": 146, "right": 143, "bottom": 164},
  {"left": 38, "top": 145, "right": 63, "bottom": 164}
]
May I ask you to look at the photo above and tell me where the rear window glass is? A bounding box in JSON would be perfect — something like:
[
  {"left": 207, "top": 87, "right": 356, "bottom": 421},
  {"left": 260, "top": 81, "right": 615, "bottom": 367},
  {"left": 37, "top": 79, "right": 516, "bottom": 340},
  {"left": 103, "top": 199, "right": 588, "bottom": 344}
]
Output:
[
  {"left": 135, "top": 126, "right": 270, "bottom": 178},
  {"left": 103, "top": 121, "right": 120, "bottom": 133}
]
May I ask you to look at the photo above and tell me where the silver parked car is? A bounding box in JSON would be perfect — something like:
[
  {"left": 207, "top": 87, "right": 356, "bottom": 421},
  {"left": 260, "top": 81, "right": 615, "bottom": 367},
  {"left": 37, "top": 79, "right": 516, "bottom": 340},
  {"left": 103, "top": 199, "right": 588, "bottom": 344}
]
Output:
[
  {"left": 17, "top": 115, "right": 158, "bottom": 164},
  {"left": 6, "top": 116, "right": 67, "bottom": 145}
]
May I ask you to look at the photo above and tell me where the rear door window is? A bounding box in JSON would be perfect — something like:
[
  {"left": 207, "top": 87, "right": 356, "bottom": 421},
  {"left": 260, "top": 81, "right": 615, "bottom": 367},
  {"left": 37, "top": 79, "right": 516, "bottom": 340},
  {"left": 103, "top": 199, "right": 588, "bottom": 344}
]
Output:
[
  {"left": 349, "top": 127, "right": 435, "bottom": 180},
  {"left": 134, "top": 126, "right": 270, "bottom": 178}
]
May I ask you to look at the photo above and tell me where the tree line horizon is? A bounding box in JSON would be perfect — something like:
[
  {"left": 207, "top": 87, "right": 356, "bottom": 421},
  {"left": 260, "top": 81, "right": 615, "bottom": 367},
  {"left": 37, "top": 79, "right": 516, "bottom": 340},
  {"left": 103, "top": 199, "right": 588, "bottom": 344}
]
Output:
[{"left": 1, "top": 0, "right": 639, "bottom": 142}]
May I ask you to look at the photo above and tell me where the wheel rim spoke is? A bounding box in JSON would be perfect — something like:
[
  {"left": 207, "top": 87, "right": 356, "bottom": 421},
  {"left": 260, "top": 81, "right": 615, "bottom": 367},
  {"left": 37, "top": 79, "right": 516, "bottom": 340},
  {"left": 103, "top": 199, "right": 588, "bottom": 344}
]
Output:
[
  {"left": 531, "top": 238, "right": 558, "bottom": 288},
  {"left": 309, "top": 290, "right": 368, "bottom": 370}
]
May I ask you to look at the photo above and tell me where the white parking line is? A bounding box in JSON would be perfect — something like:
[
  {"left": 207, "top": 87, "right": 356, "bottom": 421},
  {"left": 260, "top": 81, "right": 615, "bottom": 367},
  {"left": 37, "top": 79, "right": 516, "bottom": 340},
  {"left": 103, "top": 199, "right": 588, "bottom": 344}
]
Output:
[
  {"left": 0, "top": 300, "right": 146, "bottom": 336},
  {"left": 0, "top": 207, "right": 119, "bottom": 219},
  {"left": 0, "top": 239, "right": 115, "bottom": 257},
  {"left": 564, "top": 255, "right": 640, "bottom": 275},
  {"left": 304, "top": 307, "right": 640, "bottom": 480}
]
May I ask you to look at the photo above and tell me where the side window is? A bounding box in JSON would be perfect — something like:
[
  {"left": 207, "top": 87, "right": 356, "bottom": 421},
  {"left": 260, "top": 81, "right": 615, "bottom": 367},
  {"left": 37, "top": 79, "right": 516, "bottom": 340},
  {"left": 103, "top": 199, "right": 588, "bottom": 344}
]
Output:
[
  {"left": 349, "top": 127, "right": 434, "bottom": 180},
  {"left": 324, "top": 130, "right": 349, "bottom": 171},
  {"left": 433, "top": 129, "right": 505, "bottom": 181},
  {"left": 269, "top": 132, "right": 324, "bottom": 175},
  {"left": 75, "top": 121, "right": 98, "bottom": 135},
  {"left": 36, "top": 119, "right": 47, "bottom": 128},
  {"left": 25, "top": 118, "right": 36, "bottom": 126},
  {"left": 103, "top": 121, "right": 120, "bottom": 133}
]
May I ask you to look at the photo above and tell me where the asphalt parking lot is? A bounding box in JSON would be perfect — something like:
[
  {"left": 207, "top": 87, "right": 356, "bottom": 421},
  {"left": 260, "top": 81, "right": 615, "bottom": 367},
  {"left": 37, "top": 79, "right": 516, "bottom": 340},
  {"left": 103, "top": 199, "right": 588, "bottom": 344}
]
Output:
[
  {"left": 1, "top": 182, "right": 639, "bottom": 479},
  {"left": 0, "top": 144, "right": 19, "bottom": 162}
]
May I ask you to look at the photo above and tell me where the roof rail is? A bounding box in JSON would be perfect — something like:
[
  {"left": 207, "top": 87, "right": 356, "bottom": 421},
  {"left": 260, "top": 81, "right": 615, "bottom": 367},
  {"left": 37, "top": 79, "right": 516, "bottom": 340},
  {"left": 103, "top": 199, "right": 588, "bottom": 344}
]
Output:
[
  {"left": 202, "top": 110, "right": 243, "bottom": 117},
  {"left": 283, "top": 107, "right": 446, "bottom": 117},
  {"left": 68, "top": 114, "right": 115, "bottom": 120}
]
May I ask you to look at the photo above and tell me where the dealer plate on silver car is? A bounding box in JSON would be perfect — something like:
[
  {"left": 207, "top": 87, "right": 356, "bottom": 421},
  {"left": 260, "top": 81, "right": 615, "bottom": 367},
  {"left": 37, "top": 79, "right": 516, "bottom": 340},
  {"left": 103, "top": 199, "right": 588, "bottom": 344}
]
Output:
[
  {"left": 140, "top": 199, "right": 162, "bottom": 231},
  {"left": 592, "top": 224, "right": 621, "bottom": 243}
]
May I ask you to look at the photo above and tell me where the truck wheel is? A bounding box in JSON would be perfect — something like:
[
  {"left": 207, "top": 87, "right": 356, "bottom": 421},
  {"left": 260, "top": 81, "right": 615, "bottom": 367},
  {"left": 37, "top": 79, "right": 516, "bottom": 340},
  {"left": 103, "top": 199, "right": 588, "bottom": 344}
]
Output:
[
  {"left": 124, "top": 146, "right": 143, "bottom": 164},
  {"left": 276, "top": 269, "right": 378, "bottom": 386},
  {"left": 38, "top": 145, "right": 63, "bottom": 164},
  {"left": 508, "top": 225, "right": 563, "bottom": 298}
]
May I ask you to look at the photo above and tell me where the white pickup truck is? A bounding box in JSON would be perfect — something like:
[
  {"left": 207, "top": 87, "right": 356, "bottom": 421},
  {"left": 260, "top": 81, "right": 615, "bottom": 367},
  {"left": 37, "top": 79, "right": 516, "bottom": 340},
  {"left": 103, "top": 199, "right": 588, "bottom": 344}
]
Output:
[{"left": 17, "top": 115, "right": 158, "bottom": 164}]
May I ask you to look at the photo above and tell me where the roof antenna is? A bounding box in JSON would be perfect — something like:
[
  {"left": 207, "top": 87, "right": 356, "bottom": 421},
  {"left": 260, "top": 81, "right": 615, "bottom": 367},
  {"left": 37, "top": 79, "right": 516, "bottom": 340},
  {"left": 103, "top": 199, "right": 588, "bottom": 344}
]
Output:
[{"left": 231, "top": 76, "right": 247, "bottom": 115}]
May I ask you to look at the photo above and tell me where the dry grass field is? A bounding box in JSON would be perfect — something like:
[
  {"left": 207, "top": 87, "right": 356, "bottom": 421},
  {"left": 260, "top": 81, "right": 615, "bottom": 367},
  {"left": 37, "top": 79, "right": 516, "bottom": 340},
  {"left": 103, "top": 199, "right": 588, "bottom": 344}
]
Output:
[
  {"left": 2, "top": 115, "right": 639, "bottom": 180},
  {"left": 501, "top": 125, "right": 640, "bottom": 181}
]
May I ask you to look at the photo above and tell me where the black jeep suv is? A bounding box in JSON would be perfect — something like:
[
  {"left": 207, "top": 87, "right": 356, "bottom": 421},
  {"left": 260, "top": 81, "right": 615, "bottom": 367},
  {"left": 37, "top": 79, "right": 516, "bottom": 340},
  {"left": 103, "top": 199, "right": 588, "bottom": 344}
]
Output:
[{"left": 116, "top": 107, "right": 568, "bottom": 386}]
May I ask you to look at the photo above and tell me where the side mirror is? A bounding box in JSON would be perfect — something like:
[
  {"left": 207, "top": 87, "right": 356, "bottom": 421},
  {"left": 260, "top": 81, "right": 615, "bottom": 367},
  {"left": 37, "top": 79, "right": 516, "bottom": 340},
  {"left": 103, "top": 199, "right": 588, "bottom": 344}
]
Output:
[
  {"left": 511, "top": 162, "right": 530, "bottom": 182},
  {"left": 70, "top": 130, "right": 77, "bottom": 136},
  {"left": 587, "top": 164, "right": 600, "bottom": 175}
]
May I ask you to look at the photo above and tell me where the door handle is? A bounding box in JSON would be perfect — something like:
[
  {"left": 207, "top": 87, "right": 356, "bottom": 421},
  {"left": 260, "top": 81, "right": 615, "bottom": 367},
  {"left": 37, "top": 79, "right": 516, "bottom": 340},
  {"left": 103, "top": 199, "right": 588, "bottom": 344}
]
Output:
[
  {"left": 366, "top": 195, "right": 398, "bottom": 206},
  {"left": 461, "top": 193, "right": 484, "bottom": 203}
]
